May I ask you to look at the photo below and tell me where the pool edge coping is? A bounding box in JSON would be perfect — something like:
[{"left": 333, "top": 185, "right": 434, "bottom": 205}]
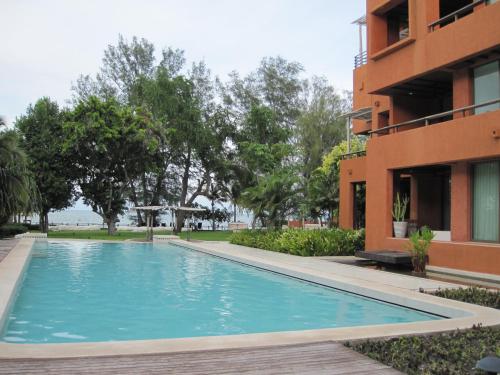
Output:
[{"left": 0, "top": 238, "right": 498, "bottom": 359}]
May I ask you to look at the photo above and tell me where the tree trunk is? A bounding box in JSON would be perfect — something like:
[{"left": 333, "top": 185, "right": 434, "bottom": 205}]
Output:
[
  {"left": 174, "top": 211, "right": 186, "bottom": 234},
  {"left": 39, "top": 214, "right": 44, "bottom": 233},
  {"left": 233, "top": 203, "right": 237, "bottom": 223},
  {"left": 211, "top": 199, "right": 215, "bottom": 231},
  {"left": 106, "top": 217, "right": 116, "bottom": 235},
  {"left": 42, "top": 212, "right": 49, "bottom": 233},
  {"left": 251, "top": 215, "right": 257, "bottom": 230}
]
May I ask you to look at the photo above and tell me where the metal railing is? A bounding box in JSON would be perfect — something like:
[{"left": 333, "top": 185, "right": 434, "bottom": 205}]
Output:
[
  {"left": 428, "top": 0, "right": 485, "bottom": 31},
  {"left": 354, "top": 50, "right": 367, "bottom": 68},
  {"left": 369, "top": 98, "right": 500, "bottom": 136},
  {"left": 340, "top": 150, "right": 367, "bottom": 160}
]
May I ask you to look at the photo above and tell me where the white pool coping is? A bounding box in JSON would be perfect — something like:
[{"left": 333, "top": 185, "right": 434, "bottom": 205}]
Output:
[{"left": 0, "top": 238, "right": 498, "bottom": 359}]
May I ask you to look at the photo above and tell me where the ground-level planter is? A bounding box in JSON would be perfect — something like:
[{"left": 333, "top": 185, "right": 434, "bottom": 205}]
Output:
[{"left": 393, "top": 221, "right": 408, "bottom": 238}]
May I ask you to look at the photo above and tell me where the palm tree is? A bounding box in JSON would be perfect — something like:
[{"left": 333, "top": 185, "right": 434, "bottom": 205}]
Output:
[{"left": 0, "top": 117, "right": 37, "bottom": 226}]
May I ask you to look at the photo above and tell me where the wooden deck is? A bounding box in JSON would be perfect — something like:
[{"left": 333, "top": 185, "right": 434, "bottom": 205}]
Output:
[{"left": 0, "top": 342, "right": 401, "bottom": 374}]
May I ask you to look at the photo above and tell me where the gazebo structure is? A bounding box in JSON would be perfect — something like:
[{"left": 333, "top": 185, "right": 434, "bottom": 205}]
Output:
[{"left": 130, "top": 205, "right": 206, "bottom": 241}]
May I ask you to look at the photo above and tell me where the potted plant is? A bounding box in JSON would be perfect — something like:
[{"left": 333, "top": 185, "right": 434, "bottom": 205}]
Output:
[
  {"left": 408, "top": 226, "right": 435, "bottom": 275},
  {"left": 392, "top": 192, "right": 409, "bottom": 238}
]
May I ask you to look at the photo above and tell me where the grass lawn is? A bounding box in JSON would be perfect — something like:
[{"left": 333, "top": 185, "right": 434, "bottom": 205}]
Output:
[{"left": 47, "top": 230, "right": 232, "bottom": 241}]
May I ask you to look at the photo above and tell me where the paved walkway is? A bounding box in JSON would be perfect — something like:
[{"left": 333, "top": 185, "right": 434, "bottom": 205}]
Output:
[
  {"left": 0, "top": 342, "right": 401, "bottom": 374},
  {"left": 180, "top": 241, "right": 459, "bottom": 291},
  {"left": 0, "top": 239, "right": 18, "bottom": 263}
]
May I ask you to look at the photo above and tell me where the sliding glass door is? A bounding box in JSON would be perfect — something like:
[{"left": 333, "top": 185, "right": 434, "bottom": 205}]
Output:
[{"left": 473, "top": 161, "right": 500, "bottom": 242}]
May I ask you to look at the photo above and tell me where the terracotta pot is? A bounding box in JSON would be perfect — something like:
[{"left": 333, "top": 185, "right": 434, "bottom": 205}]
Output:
[{"left": 393, "top": 221, "right": 408, "bottom": 238}]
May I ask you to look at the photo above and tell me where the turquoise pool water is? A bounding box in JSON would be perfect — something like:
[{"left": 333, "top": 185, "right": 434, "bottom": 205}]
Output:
[{"left": 1, "top": 241, "right": 441, "bottom": 343}]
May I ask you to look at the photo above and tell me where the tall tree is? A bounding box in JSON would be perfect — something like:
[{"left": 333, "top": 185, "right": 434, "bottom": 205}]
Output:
[
  {"left": 221, "top": 57, "right": 305, "bottom": 221},
  {"left": 72, "top": 36, "right": 190, "bottom": 226},
  {"left": 72, "top": 35, "right": 186, "bottom": 106},
  {"left": 297, "top": 76, "right": 350, "bottom": 178},
  {"left": 16, "top": 98, "right": 75, "bottom": 232},
  {"left": 63, "top": 97, "right": 160, "bottom": 234},
  {"left": 0, "top": 119, "right": 37, "bottom": 226}
]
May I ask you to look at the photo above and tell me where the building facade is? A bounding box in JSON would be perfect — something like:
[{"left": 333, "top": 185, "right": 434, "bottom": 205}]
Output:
[{"left": 339, "top": 0, "right": 500, "bottom": 275}]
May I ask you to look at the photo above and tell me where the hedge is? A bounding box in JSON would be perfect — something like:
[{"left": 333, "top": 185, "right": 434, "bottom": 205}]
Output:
[
  {"left": 427, "top": 287, "right": 500, "bottom": 310},
  {"left": 346, "top": 325, "right": 500, "bottom": 375},
  {"left": 229, "top": 228, "right": 365, "bottom": 256},
  {"left": 0, "top": 224, "right": 28, "bottom": 238}
]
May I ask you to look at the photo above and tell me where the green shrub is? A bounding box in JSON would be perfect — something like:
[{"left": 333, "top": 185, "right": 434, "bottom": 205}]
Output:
[
  {"left": 346, "top": 325, "right": 500, "bottom": 375},
  {"left": 428, "top": 287, "right": 500, "bottom": 310},
  {"left": 229, "top": 228, "right": 364, "bottom": 256},
  {"left": 0, "top": 223, "right": 28, "bottom": 238},
  {"left": 408, "top": 226, "right": 434, "bottom": 272}
]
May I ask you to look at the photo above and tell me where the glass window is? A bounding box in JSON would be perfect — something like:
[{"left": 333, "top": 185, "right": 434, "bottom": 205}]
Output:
[
  {"left": 473, "top": 61, "right": 500, "bottom": 114},
  {"left": 473, "top": 161, "right": 499, "bottom": 242}
]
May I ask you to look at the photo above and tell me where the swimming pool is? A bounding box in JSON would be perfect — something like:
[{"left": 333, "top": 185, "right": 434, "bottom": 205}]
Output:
[{"left": 1, "top": 241, "right": 441, "bottom": 343}]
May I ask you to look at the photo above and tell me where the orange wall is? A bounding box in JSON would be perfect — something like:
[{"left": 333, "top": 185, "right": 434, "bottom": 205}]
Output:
[
  {"left": 365, "top": 0, "right": 500, "bottom": 94},
  {"left": 362, "top": 111, "right": 500, "bottom": 274},
  {"left": 341, "top": 0, "right": 500, "bottom": 274},
  {"left": 352, "top": 64, "right": 390, "bottom": 134}
]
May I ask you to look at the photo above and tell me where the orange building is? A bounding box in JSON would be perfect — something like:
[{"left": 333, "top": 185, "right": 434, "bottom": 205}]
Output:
[{"left": 339, "top": 0, "right": 500, "bottom": 276}]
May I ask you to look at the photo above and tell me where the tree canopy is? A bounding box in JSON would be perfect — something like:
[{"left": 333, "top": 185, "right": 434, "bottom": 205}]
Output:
[
  {"left": 6, "top": 35, "right": 358, "bottom": 233},
  {"left": 15, "top": 98, "right": 75, "bottom": 232}
]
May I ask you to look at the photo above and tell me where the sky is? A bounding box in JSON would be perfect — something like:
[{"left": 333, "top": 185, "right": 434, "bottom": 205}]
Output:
[
  {"left": 1, "top": 0, "right": 366, "bottom": 211},
  {"left": 1, "top": 0, "right": 365, "bottom": 127}
]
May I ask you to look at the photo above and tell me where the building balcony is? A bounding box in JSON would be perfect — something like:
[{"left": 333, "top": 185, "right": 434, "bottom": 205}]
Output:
[
  {"left": 340, "top": 150, "right": 367, "bottom": 161},
  {"left": 354, "top": 51, "right": 367, "bottom": 69},
  {"left": 428, "top": 0, "right": 490, "bottom": 32},
  {"left": 365, "top": 0, "right": 500, "bottom": 94},
  {"left": 369, "top": 98, "right": 500, "bottom": 137}
]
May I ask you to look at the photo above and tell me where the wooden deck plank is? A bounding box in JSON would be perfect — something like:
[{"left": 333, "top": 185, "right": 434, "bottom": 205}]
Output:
[{"left": 0, "top": 342, "right": 401, "bottom": 374}]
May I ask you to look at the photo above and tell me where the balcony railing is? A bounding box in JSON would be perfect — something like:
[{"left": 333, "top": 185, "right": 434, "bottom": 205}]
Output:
[
  {"left": 340, "top": 150, "right": 367, "bottom": 160},
  {"left": 354, "top": 50, "right": 367, "bottom": 68},
  {"left": 428, "top": 0, "right": 485, "bottom": 32},
  {"left": 369, "top": 98, "right": 500, "bottom": 136}
]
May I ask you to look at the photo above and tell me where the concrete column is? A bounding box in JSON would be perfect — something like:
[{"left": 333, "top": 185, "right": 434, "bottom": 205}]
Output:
[
  {"left": 453, "top": 69, "right": 473, "bottom": 119},
  {"left": 410, "top": 175, "right": 418, "bottom": 222},
  {"left": 339, "top": 166, "right": 354, "bottom": 229}
]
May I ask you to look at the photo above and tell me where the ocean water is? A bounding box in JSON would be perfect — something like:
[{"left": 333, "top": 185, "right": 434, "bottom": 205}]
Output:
[
  {"left": 1, "top": 241, "right": 441, "bottom": 343},
  {"left": 27, "top": 209, "right": 252, "bottom": 229}
]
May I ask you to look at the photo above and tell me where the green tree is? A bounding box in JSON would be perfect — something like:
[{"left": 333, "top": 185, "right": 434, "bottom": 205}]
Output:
[
  {"left": 0, "top": 119, "right": 38, "bottom": 226},
  {"left": 298, "top": 77, "right": 350, "bottom": 178},
  {"left": 239, "top": 168, "right": 299, "bottom": 229},
  {"left": 306, "top": 138, "right": 365, "bottom": 226},
  {"left": 63, "top": 97, "right": 159, "bottom": 234},
  {"left": 72, "top": 35, "right": 186, "bottom": 106},
  {"left": 15, "top": 98, "right": 75, "bottom": 232}
]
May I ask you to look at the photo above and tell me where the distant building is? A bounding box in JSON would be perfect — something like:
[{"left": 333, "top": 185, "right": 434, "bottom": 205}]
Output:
[{"left": 339, "top": 0, "right": 500, "bottom": 275}]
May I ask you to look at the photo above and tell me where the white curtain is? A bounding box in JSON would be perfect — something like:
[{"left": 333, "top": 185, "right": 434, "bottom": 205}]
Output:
[{"left": 473, "top": 162, "right": 499, "bottom": 242}]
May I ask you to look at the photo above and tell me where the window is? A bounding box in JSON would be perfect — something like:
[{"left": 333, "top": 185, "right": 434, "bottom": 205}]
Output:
[
  {"left": 472, "top": 161, "right": 499, "bottom": 242},
  {"left": 473, "top": 61, "right": 500, "bottom": 114},
  {"left": 386, "top": 1, "right": 409, "bottom": 46},
  {"left": 371, "top": 1, "right": 412, "bottom": 55}
]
